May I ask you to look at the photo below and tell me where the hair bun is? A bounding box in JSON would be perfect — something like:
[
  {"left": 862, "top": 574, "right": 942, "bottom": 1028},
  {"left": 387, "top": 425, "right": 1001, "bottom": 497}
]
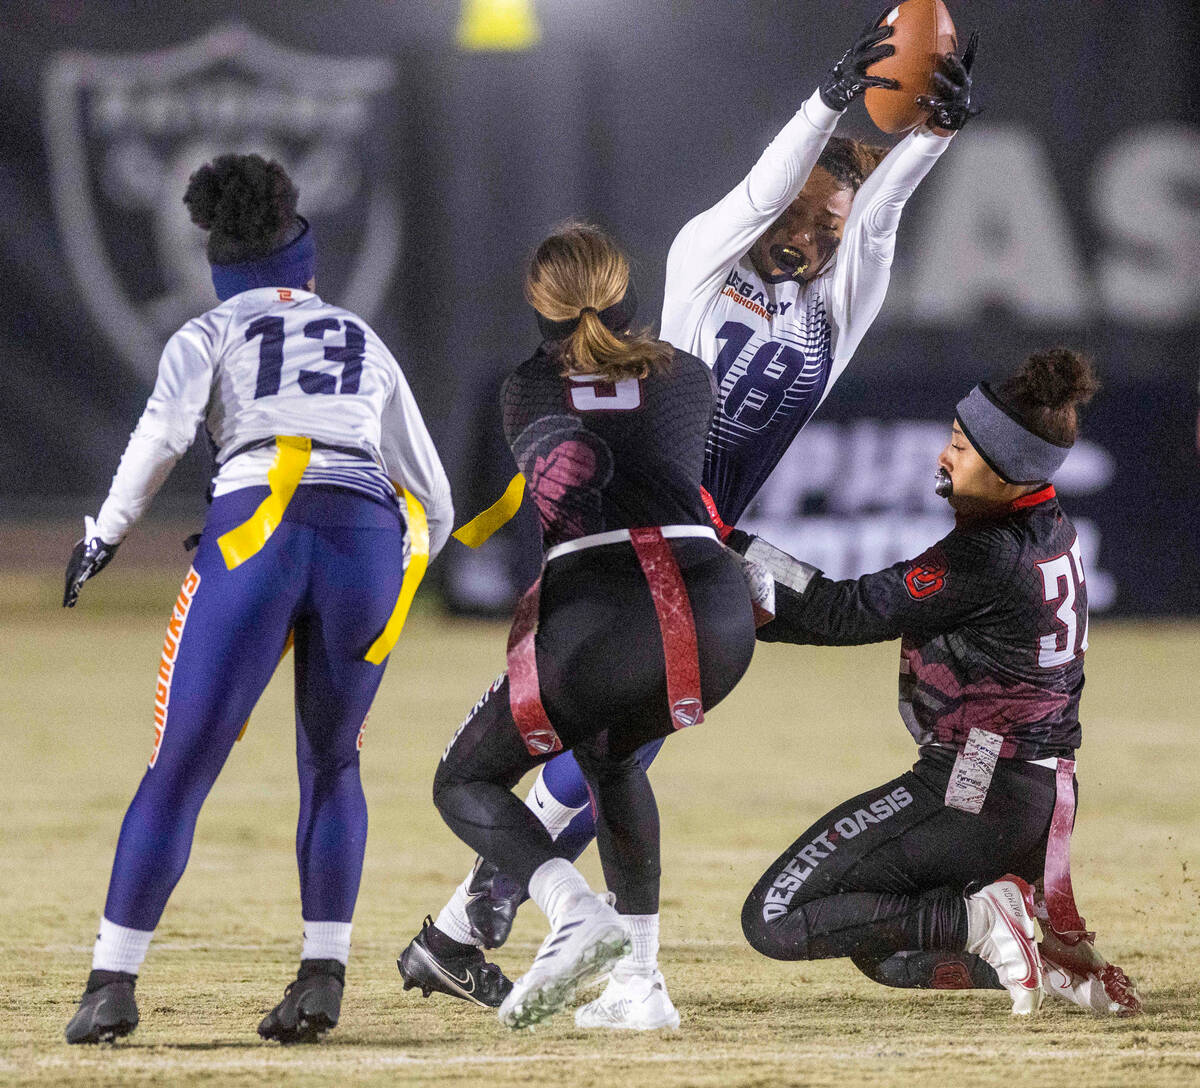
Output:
[
  {"left": 183, "top": 154, "right": 298, "bottom": 262},
  {"left": 1016, "top": 348, "right": 1100, "bottom": 411}
]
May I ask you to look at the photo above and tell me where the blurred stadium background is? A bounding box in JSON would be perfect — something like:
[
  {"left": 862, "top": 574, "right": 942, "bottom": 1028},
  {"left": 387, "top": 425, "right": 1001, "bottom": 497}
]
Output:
[
  {"left": 1, "top": 0, "right": 1197, "bottom": 609},
  {"left": 1, "top": 1, "right": 1198, "bottom": 1084}
]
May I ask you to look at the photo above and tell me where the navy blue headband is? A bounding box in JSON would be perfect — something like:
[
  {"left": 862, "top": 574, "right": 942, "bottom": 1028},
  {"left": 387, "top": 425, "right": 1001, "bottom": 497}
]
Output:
[
  {"left": 210, "top": 217, "right": 317, "bottom": 302},
  {"left": 955, "top": 382, "right": 1072, "bottom": 485},
  {"left": 536, "top": 279, "right": 638, "bottom": 342}
]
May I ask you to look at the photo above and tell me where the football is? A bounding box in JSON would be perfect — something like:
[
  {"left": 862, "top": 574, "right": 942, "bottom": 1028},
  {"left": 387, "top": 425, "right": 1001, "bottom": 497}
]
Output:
[{"left": 864, "top": 0, "right": 958, "bottom": 133}]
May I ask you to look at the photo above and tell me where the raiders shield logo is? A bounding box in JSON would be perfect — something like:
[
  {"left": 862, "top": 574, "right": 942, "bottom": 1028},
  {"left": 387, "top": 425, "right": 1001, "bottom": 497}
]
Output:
[{"left": 42, "top": 22, "right": 400, "bottom": 382}]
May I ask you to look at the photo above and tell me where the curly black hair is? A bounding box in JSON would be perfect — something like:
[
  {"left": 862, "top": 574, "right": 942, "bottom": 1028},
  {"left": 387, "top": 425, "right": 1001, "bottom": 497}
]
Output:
[
  {"left": 997, "top": 348, "right": 1100, "bottom": 446},
  {"left": 183, "top": 154, "right": 300, "bottom": 265},
  {"left": 815, "top": 136, "right": 889, "bottom": 193}
]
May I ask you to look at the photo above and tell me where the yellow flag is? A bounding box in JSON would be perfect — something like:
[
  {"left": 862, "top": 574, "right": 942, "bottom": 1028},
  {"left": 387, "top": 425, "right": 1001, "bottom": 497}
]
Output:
[
  {"left": 364, "top": 489, "right": 430, "bottom": 665},
  {"left": 452, "top": 473, "right": 526, "bottom": 549},
  {"left": 218, "top": 436, "right": 311, "bottom": 570}
]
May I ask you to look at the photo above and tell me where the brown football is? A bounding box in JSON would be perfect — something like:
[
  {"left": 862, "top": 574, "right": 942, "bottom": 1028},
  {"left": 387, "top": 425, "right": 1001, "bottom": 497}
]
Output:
[{"left": 864, "top": 0, "right": 958, "bottom": 134}]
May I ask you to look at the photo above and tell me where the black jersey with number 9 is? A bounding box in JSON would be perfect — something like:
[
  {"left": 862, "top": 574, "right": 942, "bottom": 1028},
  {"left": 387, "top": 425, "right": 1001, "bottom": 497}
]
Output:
[{"left": 502, "top": 346, "right": 718, "bottom": 551}]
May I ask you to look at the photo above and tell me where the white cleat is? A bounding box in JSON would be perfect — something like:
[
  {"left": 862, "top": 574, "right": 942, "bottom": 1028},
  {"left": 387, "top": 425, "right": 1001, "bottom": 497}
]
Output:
[
  {"left": 966, "top": 875, "right": 1044, "bottom": 1015},
  {"left": 575, "top": 965, "right": 681, "bottom": 1031},
  {"left": 498, "top": 892, "right": 631, "bottom": 1031}
]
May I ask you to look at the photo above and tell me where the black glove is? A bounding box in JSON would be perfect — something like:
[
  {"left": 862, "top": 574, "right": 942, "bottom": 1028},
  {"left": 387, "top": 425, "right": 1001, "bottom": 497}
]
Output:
[
  {"left": 63, "top": 517, "right": 119, "bottom": 608},
  {"left": 819, "top": 7, "right": 900, "bottom": 112},
  {"left": 916, "top": 29, "right": 980, "bottom": 132}
]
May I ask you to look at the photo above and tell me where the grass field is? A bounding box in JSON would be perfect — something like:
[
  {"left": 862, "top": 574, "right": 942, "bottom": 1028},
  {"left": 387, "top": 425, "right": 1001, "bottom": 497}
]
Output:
[{"left": 1, "top": 569, "right": 1198, "bottom": 1087}]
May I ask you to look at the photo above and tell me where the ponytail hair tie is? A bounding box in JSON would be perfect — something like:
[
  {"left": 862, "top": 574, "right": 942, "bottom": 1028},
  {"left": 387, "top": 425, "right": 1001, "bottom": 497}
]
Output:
[{"left": 536, "top": 279, "right": 639, "bottom": 342}]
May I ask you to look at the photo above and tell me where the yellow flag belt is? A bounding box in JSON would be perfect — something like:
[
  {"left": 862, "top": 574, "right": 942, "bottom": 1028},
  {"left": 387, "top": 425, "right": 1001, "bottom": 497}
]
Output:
[
  {"left": 218, "top": 435, "right": 312, "bottom": 570},
  {"left": 364, "top": 487, "right": 429, "bottom": 665},
  {"left": 214, "top": 435, "right": 429, "bottom": 667},
  {"left": 452, "top": 472, "right": 526, "bottom": 548}
]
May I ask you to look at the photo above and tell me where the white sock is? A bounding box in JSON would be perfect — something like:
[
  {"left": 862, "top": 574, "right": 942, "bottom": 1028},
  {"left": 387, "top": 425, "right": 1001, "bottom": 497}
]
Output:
[
  {"left": 434, "top": 873, "right": 484, "bottom": 947},
  {"left": 92, "top": 917, "right": 153, "bottom": 975},
  {"left": 302, "top": 920, "right": 352, "bottom": 965},
  {"left": 525, "top": 767, "right": 587, "bottom": 841},
  {"left": 621, "top": 913, "right": 660, "bottom": 972},
  {"left": 964, "top": 895, "right": 990, "bottom": 954},
  {"left": 527, "top": 858, "right": 591, "bottom": 930}
]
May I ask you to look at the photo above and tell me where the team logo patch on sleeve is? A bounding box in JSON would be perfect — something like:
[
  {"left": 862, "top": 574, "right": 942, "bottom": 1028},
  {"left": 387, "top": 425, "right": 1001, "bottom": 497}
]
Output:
[{"left": 904, "top": 553, "right": 948, "bottom": 600}]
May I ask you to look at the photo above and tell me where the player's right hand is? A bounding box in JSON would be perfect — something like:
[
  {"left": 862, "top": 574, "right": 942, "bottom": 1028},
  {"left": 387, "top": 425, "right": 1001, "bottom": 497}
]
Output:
[
  {"left": 63, "top": 516, "right": 119, "bottom": 608},
  {"left": 819, "top": 6, "right": 900, "bottom": 112}
]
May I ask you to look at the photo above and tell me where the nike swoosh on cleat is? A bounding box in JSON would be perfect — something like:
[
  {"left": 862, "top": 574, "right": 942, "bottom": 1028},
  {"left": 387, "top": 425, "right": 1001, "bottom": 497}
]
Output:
[
  {"left": 533, "top": 784, "right": 546, "bottom": 808},
  {"left": 425, "top": 950, "right": 476, "bottom": 995}
]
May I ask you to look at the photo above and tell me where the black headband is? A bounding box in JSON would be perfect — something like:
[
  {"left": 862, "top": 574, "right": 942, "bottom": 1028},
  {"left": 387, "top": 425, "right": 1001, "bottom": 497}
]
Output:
[{"left": 536, "top": 279, "right": 638, "bottom": 342}]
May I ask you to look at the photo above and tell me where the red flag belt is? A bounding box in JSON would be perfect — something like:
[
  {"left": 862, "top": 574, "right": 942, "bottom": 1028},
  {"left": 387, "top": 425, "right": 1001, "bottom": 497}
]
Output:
[
  {"left": 1042, "top": 757, "right": 1092, "bottom": 943},
  {"left": 506, "top": 527, "right": 705, "bottom": 757}
]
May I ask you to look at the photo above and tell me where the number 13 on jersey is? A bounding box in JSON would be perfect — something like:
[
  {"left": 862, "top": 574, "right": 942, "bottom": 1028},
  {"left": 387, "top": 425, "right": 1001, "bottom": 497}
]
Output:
[{"left": 246, "top": 316, "right": 366, "bottom": 399}]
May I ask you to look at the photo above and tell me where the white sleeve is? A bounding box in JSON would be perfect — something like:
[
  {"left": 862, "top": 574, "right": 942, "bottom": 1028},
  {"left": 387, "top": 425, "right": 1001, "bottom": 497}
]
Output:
[
  {"left": 827, "top": 127, "right": 953, "bottom": 366},
  {"left": 663, "top": 91, "right": 842, "bottom": 321},
  {"left": 94, "top": 320, "right": 216, "bottom": 543},
  {"left": 378, "top": 361, "right": 454, "bottom": 562}
]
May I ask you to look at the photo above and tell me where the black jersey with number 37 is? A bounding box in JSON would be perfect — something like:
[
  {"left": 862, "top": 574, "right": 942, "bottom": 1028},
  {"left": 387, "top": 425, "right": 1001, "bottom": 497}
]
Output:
[
  {"left": 760, "top": 486, "right": 1087, "bottom": 760},
  {"left": 502, "top": 346, "right": 717, "bottom": 551}
]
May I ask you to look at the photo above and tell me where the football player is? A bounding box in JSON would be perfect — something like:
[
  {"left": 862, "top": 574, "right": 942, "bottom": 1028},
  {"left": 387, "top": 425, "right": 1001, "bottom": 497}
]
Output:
[
  {"left": 408, "top": 6, "right": 980, "bottom": 1027},
  {"left": 62, "top": 154, "right": 453, "bottom": 1044},
  {"left": 734, "top": 349, "right": 1139, "bottom": 1017},
  {"left": 410, "top": 224, "right": 755, "bottom": 1029}
]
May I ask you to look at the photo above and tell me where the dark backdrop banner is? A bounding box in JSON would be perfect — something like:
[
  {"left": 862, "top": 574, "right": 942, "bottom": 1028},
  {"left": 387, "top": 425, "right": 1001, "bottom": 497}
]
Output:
[{"left": 1, "top": 2, "right": 1197, "bottom": 614}]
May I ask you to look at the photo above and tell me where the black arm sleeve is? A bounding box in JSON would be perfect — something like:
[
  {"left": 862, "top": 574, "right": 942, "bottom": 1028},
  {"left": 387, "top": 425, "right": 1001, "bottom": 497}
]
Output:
[{"left": 757, "top": 525, "right": 1018, "bottom": 647}]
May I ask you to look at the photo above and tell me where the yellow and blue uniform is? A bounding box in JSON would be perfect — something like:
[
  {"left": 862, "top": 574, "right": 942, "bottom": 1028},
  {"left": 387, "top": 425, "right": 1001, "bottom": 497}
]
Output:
[{"left": 90, "top": 285, "right": 452, "bottom": 933}]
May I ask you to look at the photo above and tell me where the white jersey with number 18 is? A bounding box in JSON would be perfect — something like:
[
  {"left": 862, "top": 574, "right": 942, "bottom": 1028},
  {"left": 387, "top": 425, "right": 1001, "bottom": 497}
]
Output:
[{"left": 661, "top": 91, "right": 952, "bottom": 523}]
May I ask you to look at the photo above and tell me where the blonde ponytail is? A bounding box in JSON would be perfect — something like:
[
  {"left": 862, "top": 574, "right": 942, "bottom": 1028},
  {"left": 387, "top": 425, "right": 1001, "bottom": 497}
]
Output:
[{"left": 526, "top": 222, "right": 673, "bottom": 382}]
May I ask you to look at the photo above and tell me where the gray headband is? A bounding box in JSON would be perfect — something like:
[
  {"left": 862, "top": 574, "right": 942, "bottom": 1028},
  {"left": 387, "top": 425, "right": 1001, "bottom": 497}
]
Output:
[{"left": 954, "top": 383, "right": 1071, "bottom": 485}]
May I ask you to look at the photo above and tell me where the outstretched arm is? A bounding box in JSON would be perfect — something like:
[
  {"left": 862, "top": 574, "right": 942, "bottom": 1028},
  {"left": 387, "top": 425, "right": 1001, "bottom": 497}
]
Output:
[
  {"left": 827, "top": 34, "right": 981, "bottom": 368},
  {"left": 662, "top": 12, "right": 898, "bottom": 329},
  {"left": 824, "top": 125, "right": 952, "bottom": 366},
  {"left": 93, "top": 321, "right": 217, "bottom": 544},
  {"left": 65, "top": 320, "right": 216, "bottom": 606},
  {"left": 731, "top": 524, "right": 1012, "bottom": 647}
]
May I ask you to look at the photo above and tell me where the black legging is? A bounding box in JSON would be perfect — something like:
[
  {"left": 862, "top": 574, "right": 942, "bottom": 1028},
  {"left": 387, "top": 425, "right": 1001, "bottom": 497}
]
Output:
[
  {"left": 433, "top": 538, "right": 755, "bottom": 914},
  {"left": 741, "top": 746, "right": 1061, "bottom": 985}
]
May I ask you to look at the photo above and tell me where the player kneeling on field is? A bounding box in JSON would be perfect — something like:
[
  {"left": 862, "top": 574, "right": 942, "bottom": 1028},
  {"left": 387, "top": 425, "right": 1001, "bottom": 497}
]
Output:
[{"left": 731, "top": 349, "right": 1140, "bottom": 1017}]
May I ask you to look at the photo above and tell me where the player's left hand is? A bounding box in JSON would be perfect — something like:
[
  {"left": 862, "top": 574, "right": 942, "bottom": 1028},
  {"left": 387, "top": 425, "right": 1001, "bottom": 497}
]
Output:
[
  {"left": 916, "top": 29, "right": 981, "bottom": 132},
  {"left": 63, "top": 517, "right": 119, "bottom": 608}
]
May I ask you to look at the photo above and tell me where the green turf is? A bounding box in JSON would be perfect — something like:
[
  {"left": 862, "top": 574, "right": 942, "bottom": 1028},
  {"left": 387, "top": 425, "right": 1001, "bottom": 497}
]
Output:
[{"left": 2, "top": 572, "right": 1197, "bottom": 1086}]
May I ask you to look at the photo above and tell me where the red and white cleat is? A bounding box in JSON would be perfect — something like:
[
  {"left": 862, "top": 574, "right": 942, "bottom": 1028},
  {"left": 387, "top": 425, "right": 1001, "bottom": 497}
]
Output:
[{"left": 966, "top": 875, "right": 1044, "bottom": 1015}]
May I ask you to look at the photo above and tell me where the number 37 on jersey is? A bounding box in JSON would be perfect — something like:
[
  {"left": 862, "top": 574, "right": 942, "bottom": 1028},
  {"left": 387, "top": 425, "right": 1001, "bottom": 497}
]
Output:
[{"left": 1037, "top": 536, "right": 1089, "bottom": 669}]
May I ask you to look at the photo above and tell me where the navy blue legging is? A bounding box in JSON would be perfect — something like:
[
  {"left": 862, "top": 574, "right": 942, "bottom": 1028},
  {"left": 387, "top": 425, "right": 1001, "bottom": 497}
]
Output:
[
  {"left": 103, "top": 485, "right": 405, "bottom": 929},
  {"left": 544, "top": 740, "right": 664, "bottom": 861}
]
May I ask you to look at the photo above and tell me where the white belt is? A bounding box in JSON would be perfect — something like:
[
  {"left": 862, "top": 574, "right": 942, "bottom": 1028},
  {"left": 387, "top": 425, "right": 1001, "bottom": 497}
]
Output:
[{"left": 544, "top": 525, "right": 718, "bottom": 563}]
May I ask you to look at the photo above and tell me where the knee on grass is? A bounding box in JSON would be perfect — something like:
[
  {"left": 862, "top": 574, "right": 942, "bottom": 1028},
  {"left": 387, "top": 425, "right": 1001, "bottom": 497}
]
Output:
[{"left": 740, "top": 890, "right": 810, "bottom": 961}]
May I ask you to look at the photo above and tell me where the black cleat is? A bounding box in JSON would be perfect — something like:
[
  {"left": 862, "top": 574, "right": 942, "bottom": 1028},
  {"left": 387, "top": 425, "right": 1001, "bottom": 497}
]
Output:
[
  {"left": 398, "top": 916, "right": 513, "bottom": 1008},
  {"left": 258, "top": 959, "right": 344, "bottom": 1044},
  {"left": 65, "top": 970, "right": 139, "bottom": 1044},
  {"left": 463, "top": 856, "right": 523, "bottom": 950}
]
